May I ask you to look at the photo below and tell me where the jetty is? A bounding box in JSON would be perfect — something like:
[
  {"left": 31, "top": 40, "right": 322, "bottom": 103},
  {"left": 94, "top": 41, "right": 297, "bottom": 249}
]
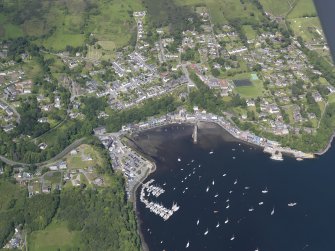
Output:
[
  {"left": 140, "top": 179, "right": 180, "bottom": 221},
  {"left": 192, "top": 123, "right": 198, "bottom": 143}
]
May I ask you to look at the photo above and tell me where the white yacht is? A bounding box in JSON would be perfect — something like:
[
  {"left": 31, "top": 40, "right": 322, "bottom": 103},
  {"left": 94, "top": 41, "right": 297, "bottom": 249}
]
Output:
[
  {"left": 204, "top": 229, "right": 209, "bottom": 235},
  {"left": 206, "top": 186, "right": 210, "bottom": 192},
  {"left": 222, "top": 173, "right": 227, "bottom": 177},
  {"left": 224, "top": 218, "right": 229, "bottom": 224},
  {"left": 234, "top": 179, "right": 238, "bottom": 185},
  {"left": 178, "top": 158, "right": 181, "bottom": 162},
  {"left": 216, "top": 222, "right": 220, "bottom": 228},
  {"left": 197, "top": 219, "right": 200, "bottom": 225},
  {"left": 248, "top": 207, "right": 254, "bottom": 212},
  {"left": 230, "top": 235, "right": 235, "bottom": 241},
  {"left": 258, "top": 202, "right": 264, "bottom": 205},
  {"left": 262, "top": 187, "right": 268, "bottom": 194},
  {"left": 288, "top": 202, "right": 297, "bottom": 207},
  {"left": 212, "top": 180, "right": 215, "bottom": 185},
  {"left": 186, "top": 241, "right": 190, "bottom": 248},
  {"left": 271, "top": 207, "right": 275, "bottom": 215},
  {"left": 214, "top": 193, "right": 219, "bottom": 198}
]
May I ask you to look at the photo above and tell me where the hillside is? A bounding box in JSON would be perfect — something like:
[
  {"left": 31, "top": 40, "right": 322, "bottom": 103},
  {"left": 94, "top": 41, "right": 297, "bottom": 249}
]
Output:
[{"left": 0, "top": 0, "right": 143, "bottom": 54}]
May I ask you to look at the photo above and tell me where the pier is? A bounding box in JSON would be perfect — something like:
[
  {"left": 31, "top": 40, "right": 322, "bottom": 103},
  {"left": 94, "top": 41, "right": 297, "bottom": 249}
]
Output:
[
  {"left": 192, "top": 123, "right": 198, "bottom": 144},
  {"left": 140, "top": 179, "right": 180, "bottom": 221}
]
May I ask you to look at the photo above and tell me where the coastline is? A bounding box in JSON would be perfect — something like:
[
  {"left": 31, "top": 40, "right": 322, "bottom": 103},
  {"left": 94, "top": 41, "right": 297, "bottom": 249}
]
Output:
[
  {"left": 122, "top": 136, "right": 157, "bottom": 251},
  {"left": 314, "top": 130, "right": 335, "bottom": 156},
  {"left": 123, "top": 121, "right": 333, "bottom": 251}
]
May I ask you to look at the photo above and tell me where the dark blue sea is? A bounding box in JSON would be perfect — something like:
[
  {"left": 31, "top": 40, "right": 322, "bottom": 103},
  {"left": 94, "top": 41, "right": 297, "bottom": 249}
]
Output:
[{"left": 134, "top": 123, "right": 335, "bottom": 251}]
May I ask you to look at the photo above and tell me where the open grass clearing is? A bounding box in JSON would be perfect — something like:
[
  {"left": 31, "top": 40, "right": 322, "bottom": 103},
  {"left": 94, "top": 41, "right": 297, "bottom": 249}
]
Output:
[
  {"left": 65, "top": 144, "right": 103, "bottom": 170},
  {"left": 287, "top": 0, "right": 317, "bottom": 19},
  {"left": 259, "top": 0, "right": 291, "bottom": 16},
  {"left": 28, "top": 221, "right": 83, "bottom": 251},
  {"left": 288, "top": 17, "right": 322, "bottom": 42}
]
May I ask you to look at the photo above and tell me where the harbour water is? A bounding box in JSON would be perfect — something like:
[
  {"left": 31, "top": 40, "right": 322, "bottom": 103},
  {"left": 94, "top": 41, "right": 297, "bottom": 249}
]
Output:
[
  {"left": 134, "top": 123, "right": 335, "bottom": 251},
  {"left": 314, "top": 0, "right": 335, "bottom": 62}
]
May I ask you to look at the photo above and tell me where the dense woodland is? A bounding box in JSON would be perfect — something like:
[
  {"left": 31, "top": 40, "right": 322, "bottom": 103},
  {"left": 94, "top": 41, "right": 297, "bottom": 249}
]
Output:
[{"left": 0, "top": 150, "right": 141, "bottom": 251}]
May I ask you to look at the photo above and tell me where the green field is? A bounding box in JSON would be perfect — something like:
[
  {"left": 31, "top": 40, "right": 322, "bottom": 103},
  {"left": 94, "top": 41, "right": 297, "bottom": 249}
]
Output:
[
  {"left": 232, "top": 73, "right": 264, "bottom": 98},
  {"left": 242, "top": 25, "right": 257, "bottom": 40},
  {"left": 0, "top": 0, "right": 143, "bottom": 52},
  {"left": 288, "top": 17, "right": 322, "bottom": 42},
  {"left": 66, "top": 144, "right": 103, "bottom": 170},
  {"left": 259, "top": 0, "right": 291, "bottom": 16},
  {"left": 28, "top": 221, "right": 83, "bottom": 251},
  {"left": 0, "top": 181, "right": 26, "bottom": 211},
  {"left": 287, "top": 0, "right": 317, "bottom": 19},
  {"left": 235, "top": 80, "right": 264, "bottom": 98}
]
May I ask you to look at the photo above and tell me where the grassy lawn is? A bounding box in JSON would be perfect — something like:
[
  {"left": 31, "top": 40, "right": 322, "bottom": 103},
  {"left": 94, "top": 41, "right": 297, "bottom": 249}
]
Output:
[
  {"left": 287, "top": 0, "right": 317, "bottom": 19},
  {"left": 242, "top": 25, "right": 257, "bottom": 40},
  {"left": 235, "top": 80, "right": 264, "bottom": 98},
  {"left": 288, "top": 17, "right": 322, "bottom": 42},
  {"left": 44, "top": 171, "right": 62, "bottom": 184},
  {"left": 0, "top": 181, "right": 26, "bottom": 211},
  {"left": 1, "top": 0, "right": 143, "bottom": 53},
  {"left": 328, "top": 93, "right": 335, "bottom": 104},
  {"left": 259, "top": 0, "right": 290, "bottom": 16},
  {"left": 66, "top": 144, "right": 103, "bottom": 170},
  {"left": 28, "top": 221, "right": 83, "bottom": 251}
]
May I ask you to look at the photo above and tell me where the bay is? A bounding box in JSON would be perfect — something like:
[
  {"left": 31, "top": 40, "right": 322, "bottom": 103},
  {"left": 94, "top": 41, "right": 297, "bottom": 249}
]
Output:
[{"left": 134, "top": 123, "right": 335, "bottom": 251}]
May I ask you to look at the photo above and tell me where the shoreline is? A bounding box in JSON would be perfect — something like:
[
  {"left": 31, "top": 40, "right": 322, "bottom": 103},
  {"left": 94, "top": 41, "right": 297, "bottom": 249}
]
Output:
[
  {"left": 314, "top": 130, "right": 335, "bottom": 156},
  {"left": 124, "top": 120, "right": 333, "bottom": 251},
  {"left": 122, "top": 136, "right": 157, "bottom": 251}
]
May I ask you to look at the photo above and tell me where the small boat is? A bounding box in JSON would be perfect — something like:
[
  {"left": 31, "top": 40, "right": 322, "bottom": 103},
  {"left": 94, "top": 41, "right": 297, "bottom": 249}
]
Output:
[
  {"left": 206, "top": 186, "right": 210, "bottom": 192},
  {"left": 209, "top": 151, "right": 214, "bottom": 155},
  {"left": 244, "top": 186, "right": 250, "bottom": 190},
  {"left": 226, "top": 199, "right": 230, "bottom": 203},
  {"left": 214, "top": 193, "right": 219, "bottom": 198},
  {"left": 222, "top": 173, "right": 227, "bottom": 177},
  {"left": 213, "top": 210, "right": 219, "bottom": 213},
  {"left": 271, "top": 207, "right": 275, "bottom": 215},
  {"left": 224, "top": 218, "right": 229, "bottom": 224},
  {"left": 178, "top": 158, "right": 181, "bottom": 162},
  {"left": 234, "top": 179, "right": 238, "bottom": 185},
  {"left": 226, "top": 204, "right": 230, "bottom": 209},
  {"left": 232, "top": 148, "right": 236, "bottom": 151},
  {"left": 197, "top": 219, "right": 200, "bottom": 225},
  {"left": 229, "top": 190, "right": 233, "bottom": 194},
  {"left": 216, "top": 222, "right": 220, "bottom": 228},
  {"left": 288, "top": 202, "right": 297, "bottom": 207},
  {"left": 204, "top": 229, "right": 209, "bottom": 235},
  {"left": 230, "top": 235, "right": 235, "bottom": 241},
  {"left": 232, "top": 156, "right": 236, "bottom": 159},
  {"left": 160, "top": 240, "right": 163, "bottom": 244},
  {"left": 212, "top": 180, "right": 215, "bottom": 185},
  {"left": 186, "top": 241, "right": 190, "bottom": 248},
  {"left": 262, "top": 187, "right": 268, "bottom": 194},
  {"left": 258, "top": 202, "right": 264, "bottom": 205},
  {"left": 191, "top": 160, "right": 194, "bottom": 163},
  {"left": 248, "top": 207, "right": 254, "bottom": 212}
]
